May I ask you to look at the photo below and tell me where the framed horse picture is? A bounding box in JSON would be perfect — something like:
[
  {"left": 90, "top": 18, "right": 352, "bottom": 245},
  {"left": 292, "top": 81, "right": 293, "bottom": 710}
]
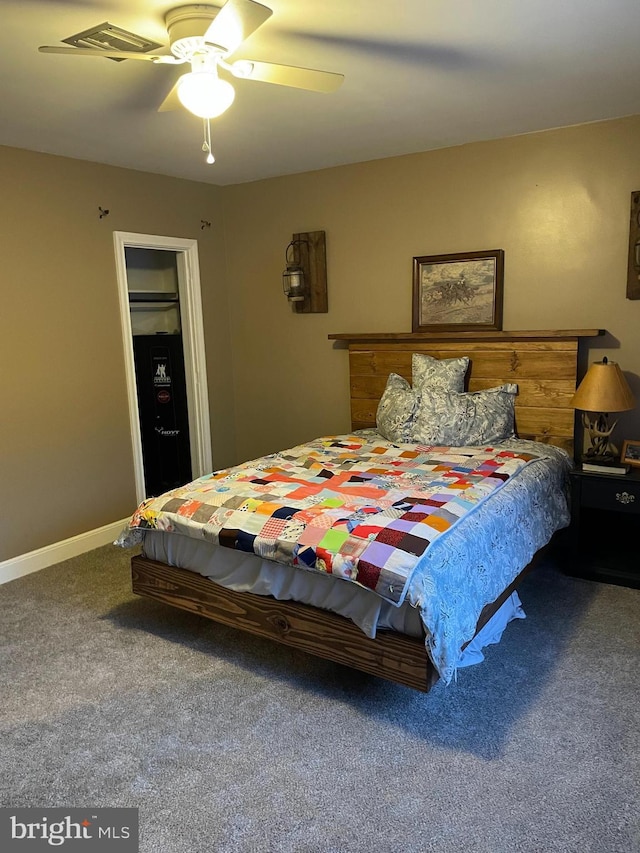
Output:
[{"left": 412, "top": 249, "right": 504, "bottom": 332}]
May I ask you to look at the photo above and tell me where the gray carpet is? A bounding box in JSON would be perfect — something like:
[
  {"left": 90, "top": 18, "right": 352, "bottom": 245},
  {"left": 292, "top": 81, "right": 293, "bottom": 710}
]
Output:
[{"left": 1, "top": 544, "right": 638, "bottom": 853}]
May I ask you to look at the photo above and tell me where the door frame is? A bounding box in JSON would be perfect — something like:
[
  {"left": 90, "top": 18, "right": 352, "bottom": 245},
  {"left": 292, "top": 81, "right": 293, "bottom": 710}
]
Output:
[{"left": 114, "top": 231, "right": 212, "bottom": 504}]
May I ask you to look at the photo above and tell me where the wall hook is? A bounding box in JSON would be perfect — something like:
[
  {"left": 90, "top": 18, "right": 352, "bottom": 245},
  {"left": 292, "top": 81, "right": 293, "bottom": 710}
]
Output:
[{"left": 98, "top": 207, "right": 110, "bottom": 219}]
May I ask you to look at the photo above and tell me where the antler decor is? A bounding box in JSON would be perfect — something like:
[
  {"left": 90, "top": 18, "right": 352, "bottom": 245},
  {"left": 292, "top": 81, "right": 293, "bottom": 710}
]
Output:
[{"left": 580, "top": 411, "right": 618, "bottom": 460}]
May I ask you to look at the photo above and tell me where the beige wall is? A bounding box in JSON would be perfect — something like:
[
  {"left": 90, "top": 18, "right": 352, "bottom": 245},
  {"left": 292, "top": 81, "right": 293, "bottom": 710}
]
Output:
[
  {"left": 4, "top": 114, "right": 640, "bottom": 562},
  {"left": 0, "top": 146, "right": 236, "bottom": 562},
  {"left": 221, "top": 115, "right": 640, "bottom": 462}
]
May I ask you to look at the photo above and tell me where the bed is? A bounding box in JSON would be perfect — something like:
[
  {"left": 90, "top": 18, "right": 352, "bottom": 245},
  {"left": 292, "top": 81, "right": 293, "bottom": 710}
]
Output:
[{"left": 118, "top": 329, "right": 602, "bottom": 692}]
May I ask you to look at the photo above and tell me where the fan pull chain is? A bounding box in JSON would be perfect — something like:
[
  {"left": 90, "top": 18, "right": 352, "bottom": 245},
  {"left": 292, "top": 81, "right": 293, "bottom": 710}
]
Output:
[{"left": 202, "top": 118, "right": 215, "bottom": 165}]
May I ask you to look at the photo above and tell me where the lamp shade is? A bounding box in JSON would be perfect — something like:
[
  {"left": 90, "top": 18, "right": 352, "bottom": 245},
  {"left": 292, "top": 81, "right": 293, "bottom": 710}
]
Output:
[
  {"left": 570, "top": 359, "right": 635, "bottom": 413},
  {"left": 177, "top": 72, "right": 235, "bottom": 119}
]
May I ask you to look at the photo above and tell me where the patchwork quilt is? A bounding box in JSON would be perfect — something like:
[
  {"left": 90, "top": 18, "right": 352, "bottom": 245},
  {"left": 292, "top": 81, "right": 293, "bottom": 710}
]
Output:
[{"left": 118, "top": 433, "right": 539, "bottom": 606}]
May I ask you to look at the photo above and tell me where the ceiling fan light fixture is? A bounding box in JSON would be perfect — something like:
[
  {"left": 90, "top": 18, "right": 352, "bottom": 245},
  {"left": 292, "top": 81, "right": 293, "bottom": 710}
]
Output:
[
  {"left": 39, "top": 0, "right": 344, "bottom": 169},
  {"left": 177, "top": 71, "right": 235, "bottom": 119}
]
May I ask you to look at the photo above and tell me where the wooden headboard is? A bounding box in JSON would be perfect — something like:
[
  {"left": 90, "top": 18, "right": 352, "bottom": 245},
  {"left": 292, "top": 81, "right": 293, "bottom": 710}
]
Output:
[{"left": 328, "top": 330, "right": 604, "bottom": 454}]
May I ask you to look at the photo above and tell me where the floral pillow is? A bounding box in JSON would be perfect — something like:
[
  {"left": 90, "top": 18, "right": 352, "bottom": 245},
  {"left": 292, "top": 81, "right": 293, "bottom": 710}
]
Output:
[
  {"left": 376, "top": 373, "right": 418, "bottom": 443},
  {"left": 412, "top": 353, "right": 469, "bottom": 394},
  {"left": 411, "top": 384, "right": 518, "bottom": 446}
]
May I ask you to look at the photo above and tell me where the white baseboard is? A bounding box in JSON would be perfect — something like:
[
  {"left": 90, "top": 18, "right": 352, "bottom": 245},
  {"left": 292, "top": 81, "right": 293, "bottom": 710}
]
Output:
[{"left": 0, "top": 518, "right": 130, "bottom": 585}]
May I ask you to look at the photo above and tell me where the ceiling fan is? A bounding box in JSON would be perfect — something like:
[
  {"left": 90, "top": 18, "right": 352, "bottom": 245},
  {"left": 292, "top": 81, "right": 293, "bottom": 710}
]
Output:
[{"left": 39, "top": 0, "right": 344, "bottom": 163}]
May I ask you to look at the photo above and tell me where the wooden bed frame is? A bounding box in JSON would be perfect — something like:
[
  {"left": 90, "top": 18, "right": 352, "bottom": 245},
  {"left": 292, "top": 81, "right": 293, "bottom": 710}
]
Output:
[{"left": 131, "top": 329, "right": 602, "bottom": 692}]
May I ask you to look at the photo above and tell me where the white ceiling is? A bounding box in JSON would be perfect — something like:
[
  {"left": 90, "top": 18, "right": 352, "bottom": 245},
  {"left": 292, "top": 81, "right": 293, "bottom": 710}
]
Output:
[{"left": 2, "top": 0, "right": 640, "bottom": 186}]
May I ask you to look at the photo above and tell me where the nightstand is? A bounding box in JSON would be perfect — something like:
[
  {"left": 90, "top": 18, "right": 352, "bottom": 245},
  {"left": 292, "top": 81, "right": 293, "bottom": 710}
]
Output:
[{"left": 569, "top": 467, "right": 640, "bottom": 588}]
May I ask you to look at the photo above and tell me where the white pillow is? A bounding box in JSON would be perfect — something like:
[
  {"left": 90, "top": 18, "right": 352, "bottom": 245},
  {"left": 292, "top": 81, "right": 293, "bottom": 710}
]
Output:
[
  {"left": 412, "top": 353, "right": 469, "bottom": 394},
  {"left": 376, "top": 373, "right": 418, "bottom": 443},
  {"left": 412, "top": 384, "right": 518, "bottom": 446}
]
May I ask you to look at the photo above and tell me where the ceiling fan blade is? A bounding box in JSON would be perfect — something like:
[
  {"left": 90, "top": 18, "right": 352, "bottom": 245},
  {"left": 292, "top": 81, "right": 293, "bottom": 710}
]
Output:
[
  {"left": 203, "top": 0, "right": 272, "bottom": 55},
  {"left": 235, "top": 60, "right": 344, "bottom": 93},
  {"left": 158, "top": 80, "right": 182, "bottom": 112},
  {"left": 38, "top": 46, "right": 179, "bottom": 63}
]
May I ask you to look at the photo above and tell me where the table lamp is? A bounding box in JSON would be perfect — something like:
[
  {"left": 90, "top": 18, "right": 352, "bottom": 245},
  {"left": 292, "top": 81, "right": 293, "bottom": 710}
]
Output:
[{"left": 570, "top": 357, "right": 635, "bottom": 465}]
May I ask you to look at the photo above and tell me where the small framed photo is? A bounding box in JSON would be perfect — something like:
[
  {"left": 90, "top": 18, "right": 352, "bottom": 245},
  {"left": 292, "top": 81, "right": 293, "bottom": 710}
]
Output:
[
  {"left": 621, "top": 439, "right": 640, "bottom": 467},
  {"left": 412, "top": 249, "right": 504, "bottom": 332}
]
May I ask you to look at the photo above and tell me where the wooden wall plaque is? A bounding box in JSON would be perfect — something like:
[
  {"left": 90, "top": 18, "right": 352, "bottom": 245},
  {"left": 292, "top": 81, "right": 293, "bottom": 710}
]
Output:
[
  {"left": 627, "top": 190, "right": 640, "bottom": 300},
  {"left": 292, "top": 230, "right": 328, "bottom": 314}
]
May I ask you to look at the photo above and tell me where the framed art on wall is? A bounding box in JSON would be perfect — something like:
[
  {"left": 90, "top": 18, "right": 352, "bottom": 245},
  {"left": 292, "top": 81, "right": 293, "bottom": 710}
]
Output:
[{"left": 412, "top": 249, "right": 504, "bottom": 332}]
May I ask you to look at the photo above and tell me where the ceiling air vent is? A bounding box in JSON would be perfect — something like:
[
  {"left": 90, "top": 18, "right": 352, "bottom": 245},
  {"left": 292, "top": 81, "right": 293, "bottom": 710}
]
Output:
[{"left": 62, "top": 22, "right": 163, "bottom": 61}]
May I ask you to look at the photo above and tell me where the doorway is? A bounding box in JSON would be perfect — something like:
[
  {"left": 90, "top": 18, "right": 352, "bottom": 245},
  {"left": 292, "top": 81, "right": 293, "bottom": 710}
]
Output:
[{"left": 114, "top": 232, "right": 212, "bottom": 503}]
